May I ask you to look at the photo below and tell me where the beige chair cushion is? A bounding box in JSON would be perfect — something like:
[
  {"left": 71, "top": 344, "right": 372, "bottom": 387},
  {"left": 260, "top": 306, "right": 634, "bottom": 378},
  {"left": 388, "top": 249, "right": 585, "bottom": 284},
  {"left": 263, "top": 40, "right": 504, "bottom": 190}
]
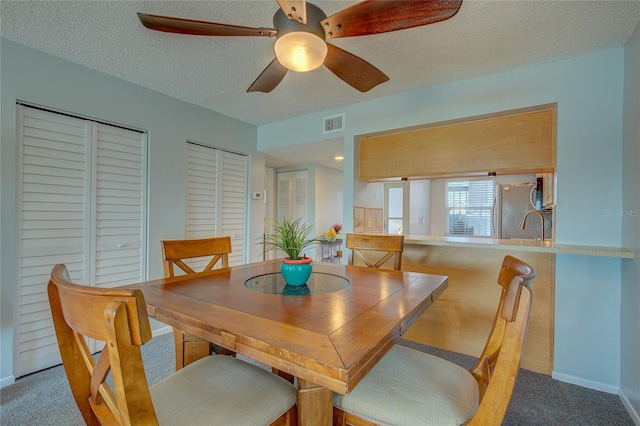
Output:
[
  {"left": 334, "top": 345, "right": 479, "bottom": 425},
  {"left": 151, "top": 355, "right": 296, "bottom": 425}
]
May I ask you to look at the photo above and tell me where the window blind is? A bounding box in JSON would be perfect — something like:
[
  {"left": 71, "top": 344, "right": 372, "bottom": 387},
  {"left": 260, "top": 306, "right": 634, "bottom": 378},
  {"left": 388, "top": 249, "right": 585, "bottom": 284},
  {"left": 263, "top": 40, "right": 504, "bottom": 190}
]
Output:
[{"left": 446, "top": 178, "right": 495, "bottom": 237}]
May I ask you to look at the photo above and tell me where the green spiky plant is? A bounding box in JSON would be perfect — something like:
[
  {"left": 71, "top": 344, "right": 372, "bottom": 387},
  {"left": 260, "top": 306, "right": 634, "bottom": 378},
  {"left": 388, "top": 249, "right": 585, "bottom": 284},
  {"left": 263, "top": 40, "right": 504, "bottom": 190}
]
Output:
[{"left": 264, "top": 217, "right": 321, "bottom": 260}]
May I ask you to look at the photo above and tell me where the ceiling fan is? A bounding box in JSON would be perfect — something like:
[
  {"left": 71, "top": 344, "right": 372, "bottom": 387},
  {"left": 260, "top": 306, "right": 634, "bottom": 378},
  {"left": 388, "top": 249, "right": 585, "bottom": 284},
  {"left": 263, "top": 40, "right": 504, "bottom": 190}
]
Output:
[{"left": 138, "top": 0, "right": 463, "bottom": 93}]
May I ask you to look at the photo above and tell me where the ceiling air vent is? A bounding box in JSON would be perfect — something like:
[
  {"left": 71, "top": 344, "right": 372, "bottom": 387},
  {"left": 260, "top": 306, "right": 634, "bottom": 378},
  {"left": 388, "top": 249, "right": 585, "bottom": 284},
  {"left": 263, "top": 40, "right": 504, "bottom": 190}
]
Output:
[{"left": 323, "top": 113, "right": 345, "bottom": 134}]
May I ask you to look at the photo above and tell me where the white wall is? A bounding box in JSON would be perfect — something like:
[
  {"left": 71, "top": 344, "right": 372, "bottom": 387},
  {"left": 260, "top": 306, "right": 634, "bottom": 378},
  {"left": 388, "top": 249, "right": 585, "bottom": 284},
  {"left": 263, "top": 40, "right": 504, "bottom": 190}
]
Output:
[
  {"left": 314, "top": 165, "right": 344, "bottom": 258},
  {"left": 0, "top": 38, "right": 263, "bottom": 384},
  {"left": 408, "top": 180, "right": 430, "bottom": 236},
  {"left": 621, "top": 20, "right": 640, "bottom": 422},
  {"left": 429, "top": 180, "right": 446, "bottom": 235},
  {"left": 314, "top": 165, "right": 344, "bottom": 238},
  {"left": 258, "top": 48, "right": 627, "bottom": 391}
]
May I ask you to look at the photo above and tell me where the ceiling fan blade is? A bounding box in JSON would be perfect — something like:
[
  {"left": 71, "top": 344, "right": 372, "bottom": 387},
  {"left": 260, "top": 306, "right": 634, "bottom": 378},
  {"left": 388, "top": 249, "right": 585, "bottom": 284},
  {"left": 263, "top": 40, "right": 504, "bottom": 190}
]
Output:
[
  {"left": 276, "top": 0, "right": 307, "bottom": 24},
  {"left": 323, "top": 44, "right": 389, "bottom": 92},
  {"left": 137, "top": 13, "right": 277, "bottom": 37},
  {"left": 247, "top": 58, "right": 289, "bottom": 93},
  {"left": 321, "top": 0, "right": 463, "bottom": 39}
]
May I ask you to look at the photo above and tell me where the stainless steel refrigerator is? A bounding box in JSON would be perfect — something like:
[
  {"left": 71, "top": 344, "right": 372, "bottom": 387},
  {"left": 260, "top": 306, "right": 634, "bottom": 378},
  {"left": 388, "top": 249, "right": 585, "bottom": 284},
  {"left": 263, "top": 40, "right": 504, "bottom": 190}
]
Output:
[{"left": 494, "top": 182, "right": 552, "bottom": 240}]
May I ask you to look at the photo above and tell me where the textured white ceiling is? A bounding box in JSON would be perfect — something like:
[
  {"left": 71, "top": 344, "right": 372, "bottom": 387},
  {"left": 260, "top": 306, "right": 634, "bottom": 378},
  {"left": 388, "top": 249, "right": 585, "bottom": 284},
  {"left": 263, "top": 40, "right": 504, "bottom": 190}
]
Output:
[{"left": 3, "top": 0, "right": 639, "bottom": 129}]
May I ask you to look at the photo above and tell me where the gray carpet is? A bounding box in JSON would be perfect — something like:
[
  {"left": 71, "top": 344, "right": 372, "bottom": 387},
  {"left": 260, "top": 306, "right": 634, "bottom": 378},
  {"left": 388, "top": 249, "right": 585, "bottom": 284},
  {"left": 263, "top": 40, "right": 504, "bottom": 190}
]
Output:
[
  {"left": 0, "top": 333, "right": 633, "bottom": 425},
  {"left": 397, "top": 340, "right": 634, "bottom": 426}
]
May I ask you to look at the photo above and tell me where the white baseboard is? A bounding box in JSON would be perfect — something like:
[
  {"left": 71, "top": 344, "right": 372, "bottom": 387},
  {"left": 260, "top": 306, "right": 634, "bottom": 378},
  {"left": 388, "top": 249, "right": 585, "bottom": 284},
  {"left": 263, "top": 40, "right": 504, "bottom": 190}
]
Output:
[
  {"left": 552, "top": 372, "right": 619, "bottom": 394},
  {"left": 152, "top": 325, "right": 172, "bottom": 337},
  {"left": 0, "top": 375, "right": 16, "bottom": 389},
  {"left": 620, "top": 388, "right": 640, "bottom": 425}
]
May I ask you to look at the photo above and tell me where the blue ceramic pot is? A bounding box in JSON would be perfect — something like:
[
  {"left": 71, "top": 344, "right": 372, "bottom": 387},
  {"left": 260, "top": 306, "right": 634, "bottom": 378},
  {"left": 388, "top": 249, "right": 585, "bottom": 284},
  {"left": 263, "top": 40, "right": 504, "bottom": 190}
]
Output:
[{"left": 281, "top": 257, "right": 312, "bottom": 286}]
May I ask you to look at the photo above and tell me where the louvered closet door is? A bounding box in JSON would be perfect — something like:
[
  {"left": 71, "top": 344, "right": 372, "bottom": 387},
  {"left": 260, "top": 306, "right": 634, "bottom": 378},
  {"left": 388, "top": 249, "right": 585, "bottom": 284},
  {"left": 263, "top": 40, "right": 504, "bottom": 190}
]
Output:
[
  {"left": 186, "top": 143, "right": 218, "bottom": 239},
  {"left": 92, "top": 123, "right": 146, "bottom": 287},
  {"left": 276, "top": 170, "right": 308, "bottom": 221},
  {"left": 18, "top": 107, "right": 90, "bottom": 377},
  {"left": 16, "top": 105, "right": 147, "bottom": 377},
  {"left": 220, "top": 151, "right": 247, "bottom": 266},
  {"left": 275, "top": 170, "right": 309, "bottom": 258},
  {"left": 186, "top": 143, "right": 247, "bottom": 268}
]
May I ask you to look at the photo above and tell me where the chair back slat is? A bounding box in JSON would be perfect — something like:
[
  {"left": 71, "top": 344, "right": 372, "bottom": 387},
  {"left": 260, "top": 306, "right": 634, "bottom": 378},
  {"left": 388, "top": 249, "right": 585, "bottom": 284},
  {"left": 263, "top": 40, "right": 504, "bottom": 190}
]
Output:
[
  {"left": 468, "top": 255, "right": 535, "bottom": 424},
  {"left": 161, "top": 236, "right": 234, "bottom": 369},
  {"left": 346, "top": 233, "right": 404, "bottom": 270},
  {"left": 48, "top": 264, "right": 156, "bottom": 425},
  {"left": 90, "top": 350, "right": 111, "bottom": 400},
  {"left": 162, "top": 236, "right": 232, "bottom": 277}
]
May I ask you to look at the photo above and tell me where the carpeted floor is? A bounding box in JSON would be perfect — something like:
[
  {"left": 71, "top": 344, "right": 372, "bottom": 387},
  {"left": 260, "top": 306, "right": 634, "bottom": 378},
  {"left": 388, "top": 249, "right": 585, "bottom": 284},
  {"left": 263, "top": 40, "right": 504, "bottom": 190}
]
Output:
[
  {"left": 398, "top": 340, "right": 634, "bottom": 426},
  {"left": 0, "top": 333, "right": 634, "bottom": 425}
]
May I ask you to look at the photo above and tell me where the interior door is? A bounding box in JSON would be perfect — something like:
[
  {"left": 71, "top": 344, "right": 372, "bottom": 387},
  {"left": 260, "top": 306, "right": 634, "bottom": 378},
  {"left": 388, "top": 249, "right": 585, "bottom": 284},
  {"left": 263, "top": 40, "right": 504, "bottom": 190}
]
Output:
[
  {"left": 264, "top": 167, "right": 275, "bottom": 260},
  {"left": 384, "top": 182, "right": 409, "bottom": 234},
  {"left": 275, "top": 170, "right": 309, "bottom": 257},
  {"left": 276, "top": 170, "right": 308, "bottom": 222}
]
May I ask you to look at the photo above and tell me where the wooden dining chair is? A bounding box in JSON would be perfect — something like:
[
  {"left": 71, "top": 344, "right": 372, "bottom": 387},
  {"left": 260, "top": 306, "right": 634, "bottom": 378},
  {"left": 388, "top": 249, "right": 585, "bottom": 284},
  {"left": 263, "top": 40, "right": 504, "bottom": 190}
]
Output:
[
  {"left": 161, "top": 236, "right": 234, "bottom": 370},
  {"left": 345, "top": 233, "right": 405, "bottom": 270},
  {"left": 333, "top": 255, "right": 536, "bottom": 426},
  {"left": 48, "top": 264, "right": 297, "bottom": 426}
]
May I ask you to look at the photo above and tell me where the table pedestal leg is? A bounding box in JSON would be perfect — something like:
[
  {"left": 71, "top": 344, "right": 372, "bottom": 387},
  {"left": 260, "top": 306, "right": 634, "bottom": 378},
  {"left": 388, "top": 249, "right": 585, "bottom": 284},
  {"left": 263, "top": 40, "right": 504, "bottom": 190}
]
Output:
[{"left": 296, "top": 378, "right": 333, "bottom": 426}]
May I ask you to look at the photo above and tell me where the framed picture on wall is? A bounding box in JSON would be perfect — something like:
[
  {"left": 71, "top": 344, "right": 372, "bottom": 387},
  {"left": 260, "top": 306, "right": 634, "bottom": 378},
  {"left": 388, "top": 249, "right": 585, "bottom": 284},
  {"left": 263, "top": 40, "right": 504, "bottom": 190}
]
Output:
[
  {"left": 364, "top": 207, "right": 383, "bottom": 233},
  {"left": 354, "top": 207, "right": 365, "bottom": 233}
]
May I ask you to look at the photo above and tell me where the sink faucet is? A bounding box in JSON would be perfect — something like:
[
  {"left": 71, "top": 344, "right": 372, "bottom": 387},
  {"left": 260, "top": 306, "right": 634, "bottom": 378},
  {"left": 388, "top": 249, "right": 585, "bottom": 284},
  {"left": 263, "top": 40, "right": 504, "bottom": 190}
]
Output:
[{"left": 519, "top": 210, "right": 545, "bottom": 241}]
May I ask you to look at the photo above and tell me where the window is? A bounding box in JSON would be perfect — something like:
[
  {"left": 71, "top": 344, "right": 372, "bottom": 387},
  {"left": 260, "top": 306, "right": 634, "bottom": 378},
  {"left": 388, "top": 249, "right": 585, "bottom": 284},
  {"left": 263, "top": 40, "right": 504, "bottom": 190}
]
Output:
[{"left": 445, "top": 178, "right": 495, "bottom": 236}]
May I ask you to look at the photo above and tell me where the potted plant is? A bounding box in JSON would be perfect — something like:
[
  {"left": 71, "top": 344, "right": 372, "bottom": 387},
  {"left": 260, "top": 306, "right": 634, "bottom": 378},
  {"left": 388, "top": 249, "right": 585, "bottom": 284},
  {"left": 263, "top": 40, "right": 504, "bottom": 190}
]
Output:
[{"left": 264, "top": 217, "right": 321, "bottom": 285}]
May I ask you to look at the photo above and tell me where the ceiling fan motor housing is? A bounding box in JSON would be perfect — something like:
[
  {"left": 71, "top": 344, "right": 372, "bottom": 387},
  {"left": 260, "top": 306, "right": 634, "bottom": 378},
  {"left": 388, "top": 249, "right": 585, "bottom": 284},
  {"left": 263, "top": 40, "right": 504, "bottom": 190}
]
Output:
[{"left": 273, "top": 3, "right": 327, "bottom": 40}]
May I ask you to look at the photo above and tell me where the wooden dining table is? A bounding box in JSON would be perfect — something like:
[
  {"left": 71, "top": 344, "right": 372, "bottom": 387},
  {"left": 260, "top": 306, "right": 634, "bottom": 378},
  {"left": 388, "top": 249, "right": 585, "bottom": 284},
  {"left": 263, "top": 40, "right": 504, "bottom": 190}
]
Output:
[{"left": 121, "top": 259, "right": 448, "bottom": 426}]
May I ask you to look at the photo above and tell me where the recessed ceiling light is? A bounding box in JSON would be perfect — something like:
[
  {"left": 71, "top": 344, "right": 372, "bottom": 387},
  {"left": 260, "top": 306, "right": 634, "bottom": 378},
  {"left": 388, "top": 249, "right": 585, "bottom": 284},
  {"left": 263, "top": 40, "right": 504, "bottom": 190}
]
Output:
[{"left": 334, "top": 156, "right": 344, "bottom": 161}]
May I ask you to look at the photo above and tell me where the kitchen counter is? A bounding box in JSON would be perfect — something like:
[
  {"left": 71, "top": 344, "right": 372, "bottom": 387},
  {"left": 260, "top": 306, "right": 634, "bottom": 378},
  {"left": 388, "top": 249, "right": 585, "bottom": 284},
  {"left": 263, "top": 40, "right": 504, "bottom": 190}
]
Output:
[
  {"left": 398, "top": 234, "right": 631, "bottom": 375},
  {"left": 404, "top": 235, "right": 634, "bottom": 259}
]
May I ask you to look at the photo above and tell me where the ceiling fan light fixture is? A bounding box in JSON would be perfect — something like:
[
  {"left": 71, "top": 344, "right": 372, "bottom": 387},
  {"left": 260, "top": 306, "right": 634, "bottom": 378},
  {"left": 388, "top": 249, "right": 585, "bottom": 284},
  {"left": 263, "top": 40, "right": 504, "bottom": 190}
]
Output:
[{"left": 274, "top": 31, "right": 327, "bottom": 72}]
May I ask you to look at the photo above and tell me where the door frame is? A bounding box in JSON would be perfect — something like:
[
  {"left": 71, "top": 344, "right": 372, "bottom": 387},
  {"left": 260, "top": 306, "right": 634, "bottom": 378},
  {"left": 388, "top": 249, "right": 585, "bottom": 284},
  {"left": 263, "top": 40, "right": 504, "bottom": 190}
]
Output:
[{"left": 384, "top": 181, "right": 410, "bottom": 234}]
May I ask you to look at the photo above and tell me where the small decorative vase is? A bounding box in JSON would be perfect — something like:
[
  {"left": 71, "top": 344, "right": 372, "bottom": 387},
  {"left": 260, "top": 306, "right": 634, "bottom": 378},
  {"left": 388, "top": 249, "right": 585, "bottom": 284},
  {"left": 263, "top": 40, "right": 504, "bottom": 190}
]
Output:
[{"left": 281, "top": 257, "right": 312, "bottom": 286}]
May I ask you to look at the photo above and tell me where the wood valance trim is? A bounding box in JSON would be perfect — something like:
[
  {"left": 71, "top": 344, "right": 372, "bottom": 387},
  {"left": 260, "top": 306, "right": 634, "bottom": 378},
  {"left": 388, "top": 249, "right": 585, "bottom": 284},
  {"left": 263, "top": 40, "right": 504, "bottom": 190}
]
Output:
[{"left": 358, "top": 105, "right": 556, "bottom": 181}]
